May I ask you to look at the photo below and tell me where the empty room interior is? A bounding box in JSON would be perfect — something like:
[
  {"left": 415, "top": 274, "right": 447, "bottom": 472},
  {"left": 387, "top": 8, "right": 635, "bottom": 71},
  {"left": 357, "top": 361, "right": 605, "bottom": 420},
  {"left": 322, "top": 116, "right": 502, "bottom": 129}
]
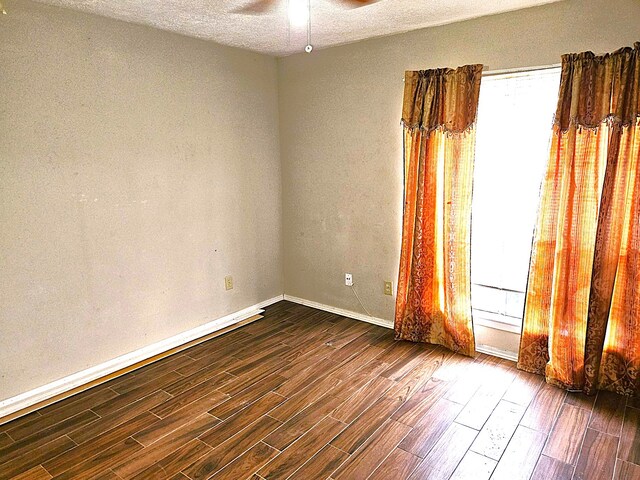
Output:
[{"left": 1, "top": 0, "right": 640, "bottom": 478}]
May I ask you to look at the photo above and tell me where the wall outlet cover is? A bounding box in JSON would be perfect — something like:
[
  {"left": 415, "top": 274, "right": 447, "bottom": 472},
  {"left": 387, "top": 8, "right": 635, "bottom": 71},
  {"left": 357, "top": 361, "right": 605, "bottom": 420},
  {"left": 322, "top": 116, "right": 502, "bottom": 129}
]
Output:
[
  {"left": 384, "top": 281, "right": 393, "bottom": 296},
  {"left": 345, "top": 273, "right": 353, "bottom": 286},
  {"left": 224, "top": 275, "right": 233, "bottom": 290}
]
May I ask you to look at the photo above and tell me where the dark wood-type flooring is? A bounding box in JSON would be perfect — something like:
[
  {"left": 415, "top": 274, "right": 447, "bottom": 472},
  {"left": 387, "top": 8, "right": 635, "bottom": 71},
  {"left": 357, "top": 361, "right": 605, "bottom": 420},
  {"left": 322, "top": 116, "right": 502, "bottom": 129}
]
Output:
[{"left": 1, "top": 301, "right": 639, "bottom": 479}]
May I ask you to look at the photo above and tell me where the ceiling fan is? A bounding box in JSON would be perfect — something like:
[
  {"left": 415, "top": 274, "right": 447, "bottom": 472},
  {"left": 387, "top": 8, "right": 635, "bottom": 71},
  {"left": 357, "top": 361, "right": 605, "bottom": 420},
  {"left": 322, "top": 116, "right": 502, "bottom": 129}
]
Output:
[
  {"left": 234, "top": 0, "right": 379, "bottom": 53},
  {"left": 234, "top": 0, "right": 377, "bottom": 14}
]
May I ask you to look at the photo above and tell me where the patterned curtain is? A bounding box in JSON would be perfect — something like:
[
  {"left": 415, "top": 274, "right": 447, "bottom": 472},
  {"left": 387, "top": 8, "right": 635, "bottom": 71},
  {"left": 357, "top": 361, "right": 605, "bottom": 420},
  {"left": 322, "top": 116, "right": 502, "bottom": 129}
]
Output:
[
  {"left": 395, "top": 65, "right": 483, "bottom": 357},
  {"left": 519, "top": 43, "right": 640, "bottom": 397}
]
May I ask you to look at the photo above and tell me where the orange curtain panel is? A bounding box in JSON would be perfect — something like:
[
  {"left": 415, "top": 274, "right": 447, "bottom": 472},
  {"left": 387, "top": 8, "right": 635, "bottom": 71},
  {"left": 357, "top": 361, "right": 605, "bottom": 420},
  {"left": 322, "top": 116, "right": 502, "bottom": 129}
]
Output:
[
  {"left": 519, "top": 43, "right": 640, "bottom": 397},
  {"left": 395, "top": 65, "right": 482, "bottom": 357}
]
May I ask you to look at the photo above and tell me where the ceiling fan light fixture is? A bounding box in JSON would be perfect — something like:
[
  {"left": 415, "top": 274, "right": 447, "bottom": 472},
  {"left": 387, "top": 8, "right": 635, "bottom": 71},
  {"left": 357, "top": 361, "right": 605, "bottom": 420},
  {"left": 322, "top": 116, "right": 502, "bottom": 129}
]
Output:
[{"left": 288, "top": 0, "right": 308, "bottom": 27}]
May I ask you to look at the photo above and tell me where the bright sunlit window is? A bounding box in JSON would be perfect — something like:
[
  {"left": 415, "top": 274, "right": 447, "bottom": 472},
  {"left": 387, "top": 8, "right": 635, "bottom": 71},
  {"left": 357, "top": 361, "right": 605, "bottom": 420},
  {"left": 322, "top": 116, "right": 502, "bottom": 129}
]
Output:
[{"left": 471, "top": 67, "right": 561, "bottom": 330}]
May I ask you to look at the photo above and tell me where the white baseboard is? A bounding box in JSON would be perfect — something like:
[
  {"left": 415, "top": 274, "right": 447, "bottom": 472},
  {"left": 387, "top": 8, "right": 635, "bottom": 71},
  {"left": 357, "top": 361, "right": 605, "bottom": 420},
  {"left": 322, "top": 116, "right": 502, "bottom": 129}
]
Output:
[
  {"left": 1, "top": 292, "right": 519, "bottom": 421},
  {"left": 284, "top": 294, "right": 519, "bottom": 362},
  {"left": 283, "top": 294, "right": 394, "bottom": 329},
  {"left": 0, "top": 294, "right": 284, "bottom": 420}
]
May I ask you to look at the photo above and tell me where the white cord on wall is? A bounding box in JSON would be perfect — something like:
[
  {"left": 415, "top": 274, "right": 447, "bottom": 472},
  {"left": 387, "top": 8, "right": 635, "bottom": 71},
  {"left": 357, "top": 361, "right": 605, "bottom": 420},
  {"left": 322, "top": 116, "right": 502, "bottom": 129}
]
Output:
[{"left": 350, "top": 284, "right": 373, "bottom": 318}]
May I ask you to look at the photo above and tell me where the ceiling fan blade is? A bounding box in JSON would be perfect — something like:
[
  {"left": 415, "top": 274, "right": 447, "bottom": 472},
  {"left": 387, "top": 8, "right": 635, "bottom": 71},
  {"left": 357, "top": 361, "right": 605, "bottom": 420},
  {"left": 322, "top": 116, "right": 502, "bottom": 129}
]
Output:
[
  {"left": 339, "top": 0, "right": 379, "bottom": 7},
  {"left": 232, "top": 0, "right": 278, "bottom": 14}
]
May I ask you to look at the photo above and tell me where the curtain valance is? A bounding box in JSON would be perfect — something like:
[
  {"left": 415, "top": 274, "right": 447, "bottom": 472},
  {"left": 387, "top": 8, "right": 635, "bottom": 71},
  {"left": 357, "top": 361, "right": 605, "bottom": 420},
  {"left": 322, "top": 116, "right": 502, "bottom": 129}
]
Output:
[
  {"left": 555, "top": 42, "right": 640, "bottom": 131},
  {"left": 401, "top": 65, "right": 483, "bottom": 134}
]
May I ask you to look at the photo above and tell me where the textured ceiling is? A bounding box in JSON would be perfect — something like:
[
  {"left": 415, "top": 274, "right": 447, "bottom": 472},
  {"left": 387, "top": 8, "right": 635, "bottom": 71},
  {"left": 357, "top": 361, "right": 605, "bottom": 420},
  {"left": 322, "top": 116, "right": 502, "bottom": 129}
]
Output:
[{"left": 34, "top": 0, "right": 562, "bottom": 56}]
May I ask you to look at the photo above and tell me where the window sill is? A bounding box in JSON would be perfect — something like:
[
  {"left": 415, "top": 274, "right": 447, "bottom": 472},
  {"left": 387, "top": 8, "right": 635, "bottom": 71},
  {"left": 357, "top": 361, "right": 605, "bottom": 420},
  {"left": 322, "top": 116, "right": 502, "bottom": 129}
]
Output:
[{"left": 473, "top": 310, "right": 522, "bottom": 334}]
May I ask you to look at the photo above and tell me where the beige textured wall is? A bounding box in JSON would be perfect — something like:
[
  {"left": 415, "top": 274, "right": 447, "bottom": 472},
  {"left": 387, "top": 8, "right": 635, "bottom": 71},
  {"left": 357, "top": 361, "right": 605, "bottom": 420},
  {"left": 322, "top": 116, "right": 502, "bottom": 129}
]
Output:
[
  {"left": 0, "top": 0, "right": 282, "bottom": 400},
  {"left": 278, "top": 0, "right": 640, "bottom": 352},
  {"left": 3, "top": 0, "right": 640, "bottom": 402}
]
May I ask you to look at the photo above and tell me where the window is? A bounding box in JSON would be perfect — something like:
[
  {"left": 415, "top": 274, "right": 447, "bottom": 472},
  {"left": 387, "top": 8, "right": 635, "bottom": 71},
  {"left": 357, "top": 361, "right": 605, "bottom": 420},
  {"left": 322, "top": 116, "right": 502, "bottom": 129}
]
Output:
[{"left": 471, "top": 67, "right": 561, "bottom": 332}]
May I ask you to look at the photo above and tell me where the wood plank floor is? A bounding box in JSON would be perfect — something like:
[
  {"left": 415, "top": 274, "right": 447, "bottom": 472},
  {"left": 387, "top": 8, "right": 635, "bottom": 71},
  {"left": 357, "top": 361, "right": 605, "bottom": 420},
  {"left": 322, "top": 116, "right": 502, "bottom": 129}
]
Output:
[{"left": 1, "top": 301, "right": 638, "bottom": 480}]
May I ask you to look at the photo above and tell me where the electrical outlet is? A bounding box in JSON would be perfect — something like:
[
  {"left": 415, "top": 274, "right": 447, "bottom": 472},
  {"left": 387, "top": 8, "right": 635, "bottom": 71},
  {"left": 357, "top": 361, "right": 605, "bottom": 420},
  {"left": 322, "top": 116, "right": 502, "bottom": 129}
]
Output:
[
  {"left": 224, "top": 275, "right": 233, "bottom": 290},
  {"left": 384, "top": 281, "right": 393, "bottom": 296},
  {"left": 345, "top": 273, "right": 353, "bottom": 286}
]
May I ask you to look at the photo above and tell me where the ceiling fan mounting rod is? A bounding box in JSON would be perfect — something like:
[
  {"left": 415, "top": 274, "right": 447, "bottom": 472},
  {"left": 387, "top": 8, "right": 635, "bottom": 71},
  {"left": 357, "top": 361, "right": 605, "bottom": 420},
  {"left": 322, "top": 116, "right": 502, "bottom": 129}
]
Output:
[{"left": 305, "top": 0, "right": 313, "bottom": 53}]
